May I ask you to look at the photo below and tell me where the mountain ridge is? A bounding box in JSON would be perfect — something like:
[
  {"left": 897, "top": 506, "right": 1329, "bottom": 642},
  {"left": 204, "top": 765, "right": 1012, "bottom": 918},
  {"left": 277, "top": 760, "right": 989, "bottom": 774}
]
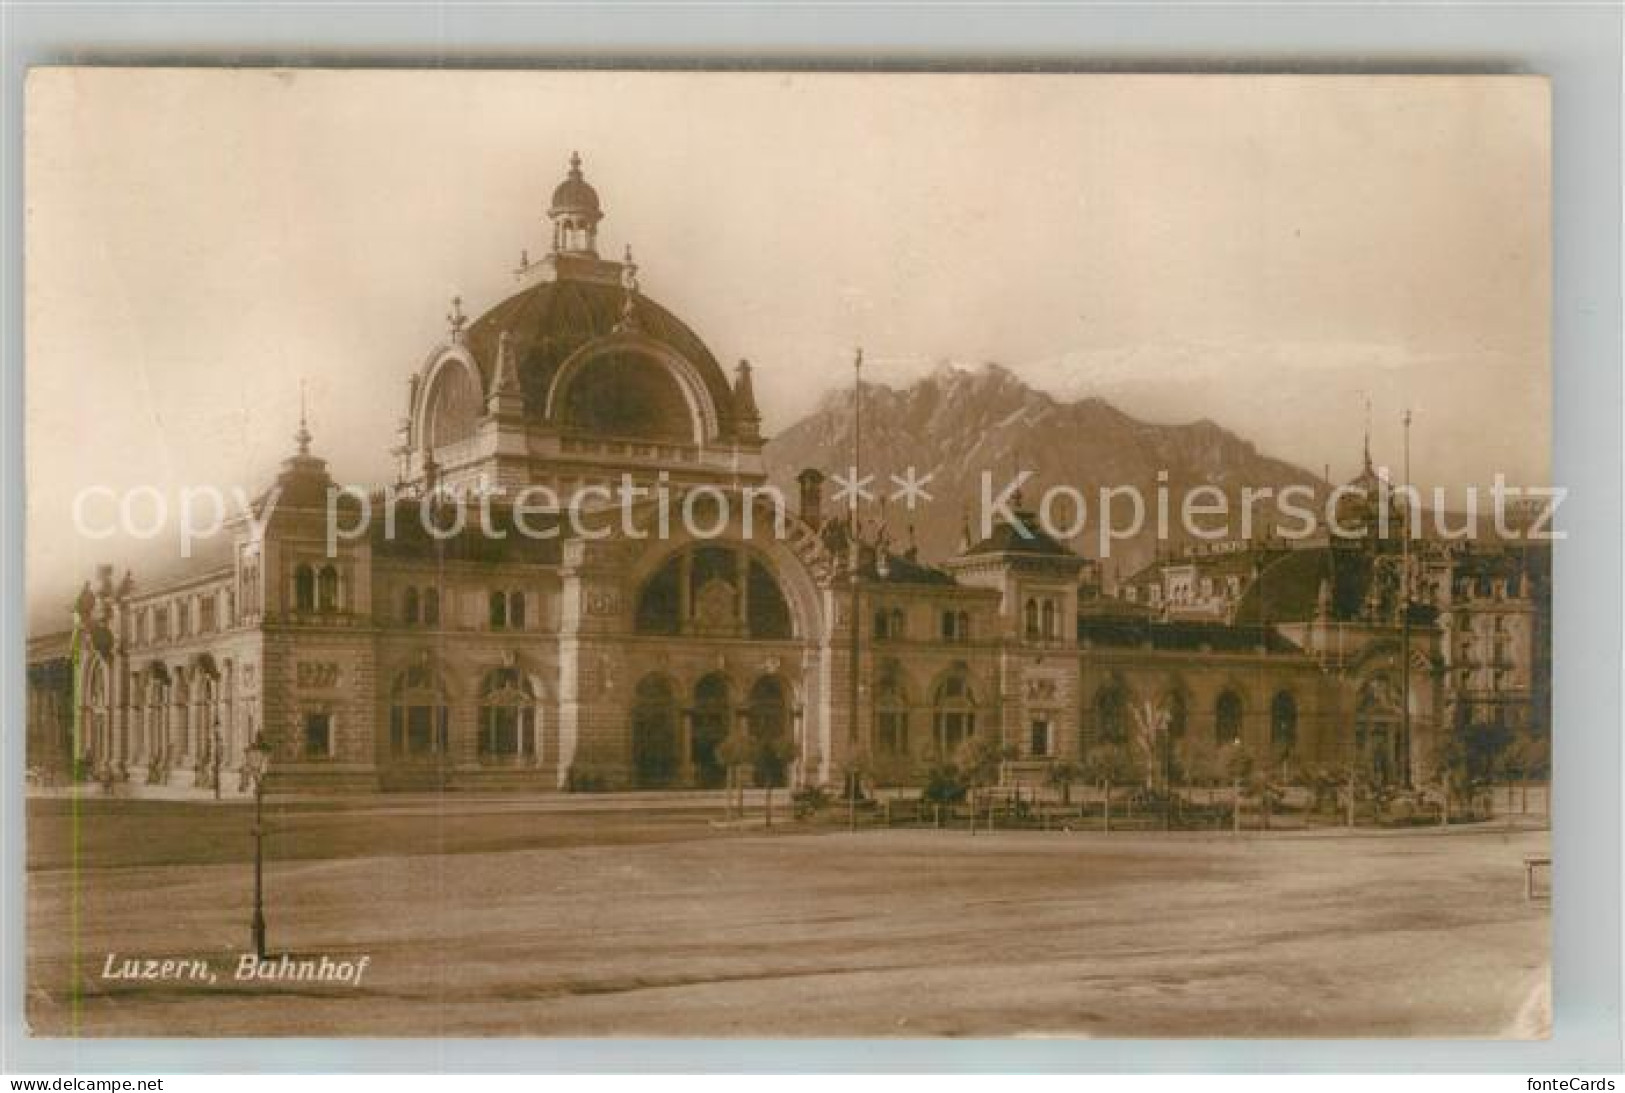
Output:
[{"left": 763, "top": 363, "right": 1326, "bottom": 577}]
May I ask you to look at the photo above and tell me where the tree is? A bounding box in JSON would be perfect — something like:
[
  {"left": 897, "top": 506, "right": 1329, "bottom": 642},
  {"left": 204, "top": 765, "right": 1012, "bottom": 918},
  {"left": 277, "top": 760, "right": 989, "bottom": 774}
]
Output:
[
  {"left": 1046, "top": 759, "right": 1084, "bottom": 807},
  {"left": 839, "top": 749, "right": 873, "bottom": 831},
  {"left": 956, "top": 734, "right": 1011, "bottom": 790},
  {"left": 1507, "top": 730, "right": 1551, "bottom": 814},
  {"left": 1298, "top": 761, "right": 1351, "bottom": 821},
  {"left": 1081, "top": 743, "right": 1142, "bottom": 834},
  {"left": 1175, "top": 735, "right": 1225, "bottom": 808},
  {"left": 756, "top": 734, "right": 801, "bottom": 828},
  {"left": 956, "top": 735, "right": 1014, "bottom": 831},
  {"left": 1251, "top": 755, "right": 1293, "bottom": 831},
  {"left": 717, "top": 727, "right": 756, "bottom": 820},
  {"left": 1428, "top": 731, "right": 1485, "bottom": 825},
  {"left": 1131, "top": 699, "right": 1171, "bottom": 792},
  {"left": 1223, "top": 742, "right": 1254, "bottom": 833}
]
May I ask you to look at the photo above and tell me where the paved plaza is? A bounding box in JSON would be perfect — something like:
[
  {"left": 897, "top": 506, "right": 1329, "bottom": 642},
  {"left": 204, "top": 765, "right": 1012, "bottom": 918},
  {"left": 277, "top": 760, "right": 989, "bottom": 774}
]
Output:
[{"left": 27, "top": 797, "right": 1550, "bottom": 1038}]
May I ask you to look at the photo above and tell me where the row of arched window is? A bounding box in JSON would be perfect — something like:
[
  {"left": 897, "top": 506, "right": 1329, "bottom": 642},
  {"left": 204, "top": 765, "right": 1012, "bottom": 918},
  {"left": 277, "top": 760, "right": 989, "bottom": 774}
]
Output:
[
  {"left": 292, "top": 563, "right": 342, "bottom": 613},
  {"left": 489, "top": 590, "right": 527, "bottom": 630},
  {"left": 397, "top": 587, "right": 531, "bottom": 629},
  {"left": 1023, "top": 596, "right": 1063, "bottom": 641},
  {"left": 401, "top": 586, "right": 441, "bottom": 626},
  {"left": 872, "top": 606, "right": 974, "bottom": 643},
  {"left": 132, "top": 586, "right": 236, "bottom": 646},
  {"left": 386, "top": 664, "right": 540, "bottom": 764},
  {"left": 871, "top": 664, "right": 979, "bottom": 757},
  {"left": 1090, "top": 684, "right": 1299, "bottom": 753}
]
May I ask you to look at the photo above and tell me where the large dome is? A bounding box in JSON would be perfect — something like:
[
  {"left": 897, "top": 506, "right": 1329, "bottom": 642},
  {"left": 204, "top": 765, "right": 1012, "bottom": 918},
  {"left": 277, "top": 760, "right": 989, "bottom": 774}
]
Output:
[{"left": 461, "top": 276, "right": 738, "bottom": 440}]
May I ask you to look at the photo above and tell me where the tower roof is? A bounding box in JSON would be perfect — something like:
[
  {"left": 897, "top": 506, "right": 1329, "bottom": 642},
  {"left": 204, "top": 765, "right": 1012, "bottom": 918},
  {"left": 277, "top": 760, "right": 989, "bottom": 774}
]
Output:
[{"left": 549, "top": 151, "right": 602, "bottom": 222}]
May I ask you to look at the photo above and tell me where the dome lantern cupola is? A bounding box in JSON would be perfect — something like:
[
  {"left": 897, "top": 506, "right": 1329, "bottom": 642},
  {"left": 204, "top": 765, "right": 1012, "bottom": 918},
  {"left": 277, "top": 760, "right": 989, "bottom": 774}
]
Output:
[{"left": 548, "top": 151, "right": 603, "bottom": 256}]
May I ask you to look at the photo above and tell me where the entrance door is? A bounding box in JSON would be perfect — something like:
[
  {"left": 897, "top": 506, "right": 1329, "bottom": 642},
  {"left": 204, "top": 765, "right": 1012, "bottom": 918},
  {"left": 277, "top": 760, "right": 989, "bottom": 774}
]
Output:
[
  {"left": 631, "top": 675, "right": 680, "bottom": 788},
  {"left": 690, "top": 673, "right": 731, "bottom": 789},
  {"left": 747, "top": 675, "right": 791, "bottom": 786}
]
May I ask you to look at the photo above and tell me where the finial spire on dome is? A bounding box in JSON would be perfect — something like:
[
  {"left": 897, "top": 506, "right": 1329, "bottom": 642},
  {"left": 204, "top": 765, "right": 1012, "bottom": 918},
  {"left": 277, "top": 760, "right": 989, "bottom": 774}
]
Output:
[
  {"left": 295, "top": 380, "right": 312, "bottom": 455},
  {"left": 1362, "top": 395, "right": 1373, "bottom": 474}
]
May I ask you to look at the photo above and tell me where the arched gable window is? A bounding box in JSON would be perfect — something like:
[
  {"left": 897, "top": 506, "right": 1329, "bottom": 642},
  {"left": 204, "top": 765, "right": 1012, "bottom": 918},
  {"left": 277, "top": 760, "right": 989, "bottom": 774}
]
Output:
[
  {"left": 423, "top": 588, "right": 440, "bottom": 626},
  {"left": 489, "top": 590, "right": 508, "bottom": 629},
  {"left": 508, "top": 590, "right": 526, "bottom": 629},
  {"left": 874, "top": 660, "right": 911, "bottom": 756},
  {"left": 1024, "top": 598, "right": 1040, "bottom": 640},
  {"left": 932, "top": 669, "right": 977, "bottom": 755},
  {"left": 426, "top": 361, "right": 482, "bottom": 449},
  {"left": 634, "top": 547, "right": 794, "bottom": 639},
  {"left": 1041, "top": 599, "right": 1057, "bottom": 639},
  {"left": 389, "top": 663, "right": 448, "bottom": 758},
  {"left": 479, "top": 667, "right": 537, "bottom": 765},
  {"left": 402, "top": 587, "right": 420, "bottom": 625}
]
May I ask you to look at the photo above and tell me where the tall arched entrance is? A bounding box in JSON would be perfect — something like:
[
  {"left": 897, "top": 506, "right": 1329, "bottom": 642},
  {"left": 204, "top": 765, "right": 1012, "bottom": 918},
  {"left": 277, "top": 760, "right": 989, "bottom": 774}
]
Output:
[
  {"left": 747, "top": 675, "right": 792, "bottom": 786},
  {"left": 690, "top": 673, "right": 732, "bottom": 789},
  {"left": 631, "top": 675, "right": 680, "bottom": 788}
]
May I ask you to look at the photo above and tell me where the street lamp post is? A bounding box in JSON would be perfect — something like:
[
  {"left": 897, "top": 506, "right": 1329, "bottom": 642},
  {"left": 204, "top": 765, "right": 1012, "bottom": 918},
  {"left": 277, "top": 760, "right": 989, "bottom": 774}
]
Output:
[
  {"left": 1231, "top": 736, "right": 1243, "bottom": 836},
  {"left": 211, "top": 724, "right": 223, "bottom": 802},
  {"left": 243, "top": 734, "right": 273, "bottom": 959}
]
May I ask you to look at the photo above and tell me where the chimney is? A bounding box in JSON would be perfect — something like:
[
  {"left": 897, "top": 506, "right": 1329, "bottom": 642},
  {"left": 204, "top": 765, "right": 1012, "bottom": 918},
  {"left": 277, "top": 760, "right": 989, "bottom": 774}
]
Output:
[{"left": 796, "top": 468, "right": 825, "bottom": 528}]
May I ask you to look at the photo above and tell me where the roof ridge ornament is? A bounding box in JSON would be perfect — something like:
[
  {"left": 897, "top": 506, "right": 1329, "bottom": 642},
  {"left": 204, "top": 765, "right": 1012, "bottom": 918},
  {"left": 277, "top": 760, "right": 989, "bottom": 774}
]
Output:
[
  {"left": 614, "top": 244, "right": 642, "bottom": 332},
  {"left": 447, "top": 295, "right": 467, "bottom": 342}
]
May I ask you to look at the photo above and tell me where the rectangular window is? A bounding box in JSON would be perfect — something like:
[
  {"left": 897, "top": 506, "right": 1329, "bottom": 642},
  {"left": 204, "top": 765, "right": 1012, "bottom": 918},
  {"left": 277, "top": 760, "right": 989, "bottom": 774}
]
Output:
[
  {"left": 1029, "top": 718, "right": 1052, "bottom": 758},
  {"left": 303, "top": 713, "right": 332, "bottom": 759}
]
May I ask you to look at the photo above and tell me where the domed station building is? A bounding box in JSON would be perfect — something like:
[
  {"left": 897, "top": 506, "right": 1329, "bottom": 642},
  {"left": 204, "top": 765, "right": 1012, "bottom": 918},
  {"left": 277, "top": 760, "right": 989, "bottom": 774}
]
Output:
[{"left": 27, "top": 156, "right": 1550, "bottom": 799}]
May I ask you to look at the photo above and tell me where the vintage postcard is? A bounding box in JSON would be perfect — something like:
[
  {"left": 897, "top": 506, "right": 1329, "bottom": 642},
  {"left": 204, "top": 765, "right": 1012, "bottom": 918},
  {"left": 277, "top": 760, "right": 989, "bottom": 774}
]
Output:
[{"left": 23, "top": 69, "right": 1551, "bottom": 1039}]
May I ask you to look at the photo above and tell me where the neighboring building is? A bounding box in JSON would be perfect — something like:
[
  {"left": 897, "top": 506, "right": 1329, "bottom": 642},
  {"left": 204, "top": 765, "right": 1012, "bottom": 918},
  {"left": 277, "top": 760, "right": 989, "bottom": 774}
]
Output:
[{"left": 25, "top": 156, "right": 1551, "bottom": 795}]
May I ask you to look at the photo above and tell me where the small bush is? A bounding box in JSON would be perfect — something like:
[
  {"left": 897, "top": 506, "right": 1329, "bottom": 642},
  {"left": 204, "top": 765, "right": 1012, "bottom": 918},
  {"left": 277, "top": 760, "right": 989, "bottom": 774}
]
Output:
[
  {"left": 565, "top": 763, "right": 611, "bottom": 792},
  {"left": 920, "top": 763, "right": 968, "bottom": 805},
  {"left": 791, "top": 785, "right": 832, "bottom": 818}
]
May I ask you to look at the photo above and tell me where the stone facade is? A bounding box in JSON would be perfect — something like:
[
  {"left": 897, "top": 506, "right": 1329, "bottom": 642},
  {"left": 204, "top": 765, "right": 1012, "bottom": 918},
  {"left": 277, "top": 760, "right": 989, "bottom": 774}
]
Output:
[{"left": 25, "top": 155, "right": 1550, "bottom": 796}]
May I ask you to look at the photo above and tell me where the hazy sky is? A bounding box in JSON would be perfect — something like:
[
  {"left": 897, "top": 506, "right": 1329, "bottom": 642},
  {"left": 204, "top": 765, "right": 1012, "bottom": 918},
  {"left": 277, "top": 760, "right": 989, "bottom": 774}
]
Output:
[{"left": 26, "top": 69, "right": 1548, "bottom": 614}]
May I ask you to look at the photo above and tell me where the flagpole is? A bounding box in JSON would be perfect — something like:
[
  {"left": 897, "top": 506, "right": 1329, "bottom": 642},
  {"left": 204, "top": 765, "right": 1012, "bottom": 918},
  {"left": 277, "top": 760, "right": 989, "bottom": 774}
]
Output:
[
  {"left": 847, "top": 349, "right": 863, "bottom": 830},
  {"left": 1401, "top": 409, "right": 1413, "bottom": 788}
]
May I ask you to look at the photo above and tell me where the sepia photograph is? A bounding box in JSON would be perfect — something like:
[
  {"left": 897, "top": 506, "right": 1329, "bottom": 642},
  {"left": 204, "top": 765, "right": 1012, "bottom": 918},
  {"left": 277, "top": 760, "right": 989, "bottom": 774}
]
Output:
[{"left": 22, "top": 68, "right": 1553, "bottom": 1041}]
